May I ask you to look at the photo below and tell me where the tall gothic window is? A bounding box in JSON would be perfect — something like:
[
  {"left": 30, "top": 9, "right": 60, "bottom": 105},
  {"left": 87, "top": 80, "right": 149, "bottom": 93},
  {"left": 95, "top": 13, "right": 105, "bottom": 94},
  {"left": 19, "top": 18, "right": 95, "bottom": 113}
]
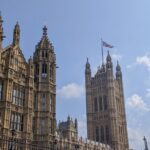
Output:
[
  {"left": 35, "top": 64, "right": 39, "bottom": 75},
  {"left": 50, "top": 95, "right": 52, "bottom": 112},
  {"left": 94, "top": 97, "right": 98, "bottom": 112},
  {"left": 40, "top": 118, "right": 45, "bottom": 134},
  {"left": 95, "top": 126, "right": 99, "bottom": 142},
  {"left": 12, "top": 84, "right": 25, "bottom": 107},
  {"left": 45, "top": 52, "right": 48, "bottom": 58},
  {"left": 101, "top": 126, "right": 104, "bottom": 142},
  {"left": 32, "top": 118, "right": 35, "bottom": 133},
  {"left": 42, "top": 51, "right": 44, "bottom": 57},
  {"left": 41, "top": 94, "right": 46, "bottom": 111},
  {"left": 104, "top": 95, "right": 108, "bottom": 110},
  {"left": 34, "top": 93, "right": 38, "bottom": 110},
  {"left": 106, "top": 125, "right": 109, "bottom": 143},
  {"left": 10, "top": 112, "right": 23, "bottom": 131},
  {"left": 42, "top": 64, "right": 47, "bottom": 78},
  {"left": 49, "top": 119, "right": 52, "bottom": 133},
  {"left": 99, "top": 96, "right": 103, "bottom": 111},
  {"left": 0, "top": 80, "right": 3, "bottom": 101}
]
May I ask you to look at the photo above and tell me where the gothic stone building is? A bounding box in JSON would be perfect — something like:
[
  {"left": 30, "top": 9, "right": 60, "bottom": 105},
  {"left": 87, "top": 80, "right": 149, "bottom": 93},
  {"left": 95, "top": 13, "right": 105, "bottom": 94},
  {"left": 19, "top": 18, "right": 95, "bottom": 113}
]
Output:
[
  {"left": 0, "top": 15, "right": 112, "bottom": 150},
  {"left": 85, "top": 52, "right": 129, "bottom": 150}
]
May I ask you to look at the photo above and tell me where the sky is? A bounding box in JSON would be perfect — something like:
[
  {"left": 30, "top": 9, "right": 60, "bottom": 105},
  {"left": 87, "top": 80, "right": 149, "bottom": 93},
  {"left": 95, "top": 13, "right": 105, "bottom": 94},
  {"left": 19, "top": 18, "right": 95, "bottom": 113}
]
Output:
[{"left": 1, "top": 0, "right": 150, "bottom": 149}]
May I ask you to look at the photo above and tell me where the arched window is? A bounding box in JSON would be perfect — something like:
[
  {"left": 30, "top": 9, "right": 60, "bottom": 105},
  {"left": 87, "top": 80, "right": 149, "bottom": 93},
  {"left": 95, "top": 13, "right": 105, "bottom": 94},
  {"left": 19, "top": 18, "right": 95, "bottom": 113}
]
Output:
[
  {"left": 41, "top": 94, "right": 46, "bottom": 111},
  {"left": 101, "top": 126, "right": 104, "bottom": 142},
  {"left": 106, "top": 125, "right": 109, "bottom": 143},
  {"left": 42, "top": 64, "right": 47, "bottom": 78},
  {"left": 42, "top": 64, "right": 47, "bottom": 74},
  {"left": 40, "top": 118, "right": 45, "bottom": 134},
  {"left": 35, "top": 64, "right": 39, "bottom": 75},
  {"left": 104, "top": 95, "right": 108, "bottom": 110},
  {"left": 34, "top": 93, "right": 38, "bottom": 110},
  {"left": 42, "top": 51, "right": 44, "bottom": 57},
  {"left": 0, "top": 81, "right": 3, "bottom": 100},
  {"left": 45, "top": 52, "right": 48, "bottom": 58},
  {"left": 94, "top": 97, "right": 98, "bottom": 112},
  {"left": 99, "top": 96, "right": 103, "bottom": 111},
  {"left": 95, "top": 126, "right": 99, "bottom": 142}
]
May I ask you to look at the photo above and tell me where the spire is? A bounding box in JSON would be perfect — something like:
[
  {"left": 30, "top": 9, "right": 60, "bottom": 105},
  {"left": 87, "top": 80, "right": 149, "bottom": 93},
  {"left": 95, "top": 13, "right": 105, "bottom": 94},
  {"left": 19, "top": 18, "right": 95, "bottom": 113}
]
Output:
[
  {"left": 85, "top": 57, "right": 91, "bottom": 74},
  {"left": 143, "top": 136, "right": 148, "bottom": 150},
  {"left": 0, "top": 12, "right": 5, "bottom": 48},
  {"left": 116, "top": 61, "right": 121, "bottom": 71},
  {"left": 116, "top": 61, "right": 122, "bottom": 78},
  {"left": 36, "top": 25, "right": 53, "bottom": 50},
  {"left": 106, "top": 51, "right": 112, "bottom": 62},
  {"left": 13, "top": 22, "right": 20, "bottom": 46},
  {"left": 106, "top": 51, "right": 112, "bottom": 69},
  {"left": 75, "top": 118, "right": 78, "bottom": 129}
]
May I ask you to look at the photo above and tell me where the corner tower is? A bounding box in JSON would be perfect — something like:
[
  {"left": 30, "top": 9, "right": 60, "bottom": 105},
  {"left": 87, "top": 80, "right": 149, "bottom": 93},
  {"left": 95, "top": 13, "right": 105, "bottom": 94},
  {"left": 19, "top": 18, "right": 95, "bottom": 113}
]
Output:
[
  {"left": 85, "top": 51, "right": 129, "bottom": 150},
  {"left": 33, "top": 26, "right": 56, "bottom": 147}
]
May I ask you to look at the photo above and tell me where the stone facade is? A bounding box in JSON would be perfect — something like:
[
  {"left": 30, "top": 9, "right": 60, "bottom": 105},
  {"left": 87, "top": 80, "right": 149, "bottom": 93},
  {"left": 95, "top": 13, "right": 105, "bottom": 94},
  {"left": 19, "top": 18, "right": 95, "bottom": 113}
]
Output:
[
  {"left": 85, "top": 52, "right": 129, "bottom": 150},
  {"left": 0, "top": 14, "right": 126, "bottom": 150}
]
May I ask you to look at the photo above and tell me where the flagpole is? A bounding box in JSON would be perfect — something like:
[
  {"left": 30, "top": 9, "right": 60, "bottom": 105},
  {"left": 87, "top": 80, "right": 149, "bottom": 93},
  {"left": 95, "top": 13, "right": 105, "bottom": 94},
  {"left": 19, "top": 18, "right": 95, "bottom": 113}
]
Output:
[{"left": 101, "top": 38, "right": 104, "bottom": 65}]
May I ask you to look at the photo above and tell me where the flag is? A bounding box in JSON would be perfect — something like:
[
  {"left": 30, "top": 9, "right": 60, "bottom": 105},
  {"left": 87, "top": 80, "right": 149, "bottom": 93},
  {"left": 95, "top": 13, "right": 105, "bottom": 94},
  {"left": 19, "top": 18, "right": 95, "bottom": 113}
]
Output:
[{"left": 102, "top": 41, "right": 114, "bottom": 48}]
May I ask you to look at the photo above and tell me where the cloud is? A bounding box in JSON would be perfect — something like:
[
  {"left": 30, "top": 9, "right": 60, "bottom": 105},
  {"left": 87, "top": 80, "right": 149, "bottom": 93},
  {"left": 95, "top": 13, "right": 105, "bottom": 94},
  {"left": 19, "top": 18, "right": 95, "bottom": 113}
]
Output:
[
  {"left": 136, "top": 55, "right": 150, "bottom": 71},
  {"left": 111, "top": 53, "right": 122, "bottom": 60},
  {"left": 57, "top": 83, "right": 84, "bottom": 99},
  {"left": 127, "top": 94, "right": 149, "bottom": 111}
]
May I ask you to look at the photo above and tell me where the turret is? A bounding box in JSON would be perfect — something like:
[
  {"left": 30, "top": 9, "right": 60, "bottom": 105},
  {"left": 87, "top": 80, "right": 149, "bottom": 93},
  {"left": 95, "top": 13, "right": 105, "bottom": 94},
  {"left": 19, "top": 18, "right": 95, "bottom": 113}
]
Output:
[
  {"left": 0, "top": 13, "right": 5, "bottom": 49},
  {"left": 28, "top": 56, "right": 34, "bottom": 77},
  {"left": 85, "top": 57, "right": 91, "bottom": 85},
  {"left": 106, "top": 51, "right": 112, "bottom": 69},
  {"left": 75, "top": 118, "right": 78, "bottom": 130},
  {"left": 143, "top": 136, "right": 149, "bottom": 150},
  {"left": 116, "top": 61, "right": 122, "bottom": 79},
  {"left": 85, "top": 57, "right": 91, "bottom": 74},
  {"left": 13, "top": 22, "right": 20, "bottom": 46}
]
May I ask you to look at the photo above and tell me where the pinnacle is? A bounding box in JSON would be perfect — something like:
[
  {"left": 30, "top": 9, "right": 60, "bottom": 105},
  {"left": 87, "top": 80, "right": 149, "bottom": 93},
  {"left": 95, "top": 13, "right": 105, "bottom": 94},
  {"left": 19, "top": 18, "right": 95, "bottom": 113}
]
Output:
[{"left": 43, "top": 25, "right": 47, "bottom": 36}]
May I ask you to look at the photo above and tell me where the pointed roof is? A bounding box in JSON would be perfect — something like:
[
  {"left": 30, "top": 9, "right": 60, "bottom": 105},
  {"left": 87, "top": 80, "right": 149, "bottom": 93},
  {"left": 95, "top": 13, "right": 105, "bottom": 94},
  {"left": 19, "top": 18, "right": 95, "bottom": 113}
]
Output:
[
  {"left": 36, "top": 26, "right": 54, "bottom": 50},
  {"left": 116, "top": 61, "right": 121, "bottom": 71},
  {"left": 106, "top": 51, "right": 112, "bottom": 62}
]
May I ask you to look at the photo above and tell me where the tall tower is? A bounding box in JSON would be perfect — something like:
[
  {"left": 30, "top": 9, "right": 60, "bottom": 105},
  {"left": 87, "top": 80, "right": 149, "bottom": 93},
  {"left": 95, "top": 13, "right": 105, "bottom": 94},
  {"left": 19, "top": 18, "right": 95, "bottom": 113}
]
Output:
[
  {"left": 85, "top": 51, "right": 129, "bottom": 150},
  {"left": 0, "top": 20, "right": 34, "bottom": 148},
  {"left": 33, "top": 26, "right": 56, "bottom": 147}
]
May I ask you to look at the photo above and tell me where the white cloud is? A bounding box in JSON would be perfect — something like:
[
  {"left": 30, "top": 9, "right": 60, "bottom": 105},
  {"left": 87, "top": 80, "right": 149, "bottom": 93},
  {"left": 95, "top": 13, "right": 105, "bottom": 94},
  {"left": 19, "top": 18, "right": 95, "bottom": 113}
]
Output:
[
  {"left": 136, "top": 55, "right": 150, "bottom": 71},
  {"left": 127, "top": 94, "right": 149, "bottom": 111},
  {"left": 57, "top": 83, "right": 84, "bottom": 99},
  {"left": 111, "top": 53, "right": 122, "bottom": 60}
]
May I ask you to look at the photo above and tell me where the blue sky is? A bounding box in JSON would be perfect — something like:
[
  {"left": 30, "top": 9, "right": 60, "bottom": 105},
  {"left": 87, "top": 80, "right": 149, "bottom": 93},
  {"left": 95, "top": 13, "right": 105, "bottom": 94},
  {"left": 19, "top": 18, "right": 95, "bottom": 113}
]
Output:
[{"left": 1, "top": 0, "right": 150, "bottom": 149}]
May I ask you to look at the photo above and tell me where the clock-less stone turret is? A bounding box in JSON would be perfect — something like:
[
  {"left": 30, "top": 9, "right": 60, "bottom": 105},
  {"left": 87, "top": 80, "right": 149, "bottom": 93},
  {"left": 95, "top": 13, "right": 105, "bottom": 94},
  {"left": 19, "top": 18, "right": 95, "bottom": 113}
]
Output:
[{"left": 85, "top": 51, "right": 129, "bottom": 150}]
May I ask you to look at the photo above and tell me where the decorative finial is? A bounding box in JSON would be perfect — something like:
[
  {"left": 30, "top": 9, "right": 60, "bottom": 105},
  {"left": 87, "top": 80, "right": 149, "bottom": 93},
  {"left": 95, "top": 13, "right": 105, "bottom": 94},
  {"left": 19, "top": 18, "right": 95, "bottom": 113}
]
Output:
[
  {"left": 106, "top": 50, "right": 111, "bottom": 62},
  {"left": 0, "top": 12, "right": 5, "bottom": 48},
  {"left": 143, "top": 136, "right": 148, "bottom": 150},
  {"left": 43, "top": 25, "right": 47, "bottom": 36},
  {"left": 117, "top": 60, "right": 119, "bottom": 64},
  {"left": 87, "top": 57, "right": 89, "bottom": 62}
]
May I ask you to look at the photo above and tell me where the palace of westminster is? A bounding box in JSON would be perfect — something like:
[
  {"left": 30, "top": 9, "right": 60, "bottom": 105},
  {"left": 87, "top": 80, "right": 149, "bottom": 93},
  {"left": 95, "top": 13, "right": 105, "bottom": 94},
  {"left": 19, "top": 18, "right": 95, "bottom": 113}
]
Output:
[{"left": 0, "top": 14, "right": 148, "bottom": 150}]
